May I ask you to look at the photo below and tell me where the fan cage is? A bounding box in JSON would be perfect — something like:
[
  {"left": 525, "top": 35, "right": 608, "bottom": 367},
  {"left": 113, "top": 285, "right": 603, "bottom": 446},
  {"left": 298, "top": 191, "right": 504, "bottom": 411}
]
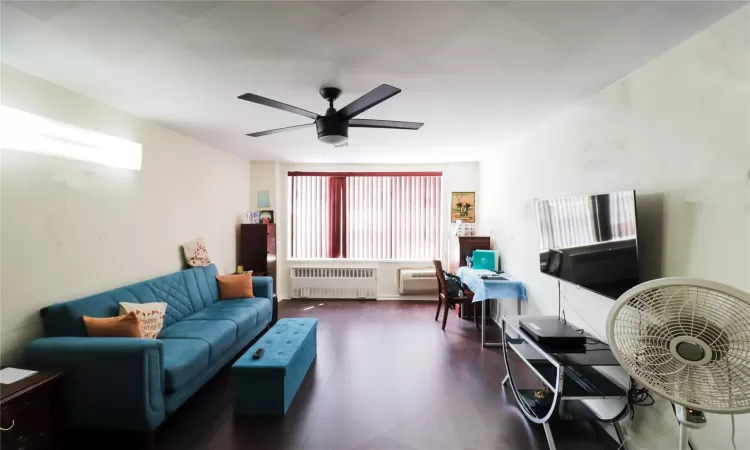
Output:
[{"left": 607, "top": 278, "right": 750, "bottom": 414}]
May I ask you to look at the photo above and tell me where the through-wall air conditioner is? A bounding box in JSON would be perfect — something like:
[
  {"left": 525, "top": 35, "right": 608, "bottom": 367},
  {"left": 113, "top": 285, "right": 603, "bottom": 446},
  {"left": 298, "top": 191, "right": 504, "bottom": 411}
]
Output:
[{"left": 398, "top": 268, "right": 438, "bottom": 295}]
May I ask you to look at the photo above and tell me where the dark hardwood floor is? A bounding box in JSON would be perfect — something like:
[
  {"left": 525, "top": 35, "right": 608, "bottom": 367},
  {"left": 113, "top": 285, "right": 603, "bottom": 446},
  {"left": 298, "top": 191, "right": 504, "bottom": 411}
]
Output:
[{"left": 71, "top": 300, "right": 618, "bottom": 450}]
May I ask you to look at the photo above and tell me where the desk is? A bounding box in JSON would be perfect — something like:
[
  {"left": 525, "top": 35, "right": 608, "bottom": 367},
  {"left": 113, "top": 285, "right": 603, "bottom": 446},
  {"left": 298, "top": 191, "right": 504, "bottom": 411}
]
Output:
[{"left": 456, "top": 267, "right": 527, "bottom": 347}]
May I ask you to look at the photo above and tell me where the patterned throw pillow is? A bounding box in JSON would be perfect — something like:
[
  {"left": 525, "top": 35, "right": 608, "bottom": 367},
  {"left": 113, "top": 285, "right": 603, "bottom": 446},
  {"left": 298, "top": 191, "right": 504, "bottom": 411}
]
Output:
[
  {"left": 119, "top": 302, "right": 167, "bottom": 339},
  {"left": 183, "top": 237, "right": 211, "bottom": 267}
]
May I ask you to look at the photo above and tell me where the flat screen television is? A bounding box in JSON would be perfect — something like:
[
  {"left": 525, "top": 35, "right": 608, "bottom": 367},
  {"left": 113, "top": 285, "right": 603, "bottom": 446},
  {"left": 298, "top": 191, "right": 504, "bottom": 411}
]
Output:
[{"left": 535, "top": 190, "right": 640, "bottom": 299}]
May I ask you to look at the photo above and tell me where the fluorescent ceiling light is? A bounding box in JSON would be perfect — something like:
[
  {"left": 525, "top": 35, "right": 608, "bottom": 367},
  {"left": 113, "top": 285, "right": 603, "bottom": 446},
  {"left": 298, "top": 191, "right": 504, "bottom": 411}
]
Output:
[{"left": 0, "top": 105, "right": 142, "bottom": 170}]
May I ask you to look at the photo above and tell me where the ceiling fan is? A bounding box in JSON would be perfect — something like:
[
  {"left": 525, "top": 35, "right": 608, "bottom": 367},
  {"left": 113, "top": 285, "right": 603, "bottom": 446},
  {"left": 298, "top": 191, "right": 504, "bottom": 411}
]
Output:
[{"left": 238, "top": 84, "right": 423, "bottom": 147}]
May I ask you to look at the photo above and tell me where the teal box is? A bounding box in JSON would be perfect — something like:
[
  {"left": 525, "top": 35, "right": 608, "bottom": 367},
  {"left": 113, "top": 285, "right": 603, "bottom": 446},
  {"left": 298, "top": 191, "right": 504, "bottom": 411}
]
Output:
[{"left": 472, "top": 250, "right": 496, "bottom": 271}]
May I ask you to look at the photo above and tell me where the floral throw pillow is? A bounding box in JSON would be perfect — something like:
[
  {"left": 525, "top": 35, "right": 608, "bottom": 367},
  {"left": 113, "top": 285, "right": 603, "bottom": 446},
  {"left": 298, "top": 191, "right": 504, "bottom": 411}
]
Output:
[
  {"left": 183, "top": 237, "right": 211, "bottom": 267},
  {"left": 119, "top": 302, "right": 167, "bottom": 339}
]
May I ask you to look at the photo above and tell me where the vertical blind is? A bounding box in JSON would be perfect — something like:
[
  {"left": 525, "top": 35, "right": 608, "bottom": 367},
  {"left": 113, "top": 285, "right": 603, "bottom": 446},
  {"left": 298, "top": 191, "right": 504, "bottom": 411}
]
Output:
[
  {"left": 608, "top": 190, "right": 637, "bottom": 239},
  {"left": 289, "top": 172, "right": 442, "bottom": 260},
  {"left": 536, "top": 196, "right": 596, "bottom": 250},
  {"left": 536, "top": 191, "right": 636, "bottom": 250}
]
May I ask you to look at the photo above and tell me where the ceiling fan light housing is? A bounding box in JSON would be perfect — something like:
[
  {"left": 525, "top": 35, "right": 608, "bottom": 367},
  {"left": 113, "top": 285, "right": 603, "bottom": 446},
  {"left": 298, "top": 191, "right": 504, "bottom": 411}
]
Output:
[{"left": 316, "top": 116, "right": 348, "bottom": 145}]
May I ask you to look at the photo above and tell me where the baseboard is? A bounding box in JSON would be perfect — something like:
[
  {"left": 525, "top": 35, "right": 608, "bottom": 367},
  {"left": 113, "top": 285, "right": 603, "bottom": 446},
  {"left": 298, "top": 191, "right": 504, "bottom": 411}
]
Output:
[
  {"left": 377, "top": 294, "right": 436, "bottom": 301},
  {"left": 279, "top": 294, "right": 436, "bottom": 302}
]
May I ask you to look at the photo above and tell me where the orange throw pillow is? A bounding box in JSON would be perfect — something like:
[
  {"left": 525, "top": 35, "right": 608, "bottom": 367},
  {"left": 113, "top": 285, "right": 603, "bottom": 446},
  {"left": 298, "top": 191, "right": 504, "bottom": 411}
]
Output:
[
  {"left": 217, "top": 273, "right": 254, "bottom": 300},
  {"left": 83, "top": 312, "right": 143, "bottom": 338}
]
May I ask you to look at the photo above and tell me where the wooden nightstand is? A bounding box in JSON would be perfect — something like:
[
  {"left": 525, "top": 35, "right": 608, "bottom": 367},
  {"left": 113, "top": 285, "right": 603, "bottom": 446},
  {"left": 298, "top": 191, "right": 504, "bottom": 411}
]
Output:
[{"left": 1, "top": 371, "right": 65, "bottom": 450}]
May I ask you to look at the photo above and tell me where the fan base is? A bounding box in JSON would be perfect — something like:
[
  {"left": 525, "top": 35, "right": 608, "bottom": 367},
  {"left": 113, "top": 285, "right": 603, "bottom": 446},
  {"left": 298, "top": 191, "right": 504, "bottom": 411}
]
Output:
[{"left": 319, "top": 87, "right": 341, "bottom": 102}]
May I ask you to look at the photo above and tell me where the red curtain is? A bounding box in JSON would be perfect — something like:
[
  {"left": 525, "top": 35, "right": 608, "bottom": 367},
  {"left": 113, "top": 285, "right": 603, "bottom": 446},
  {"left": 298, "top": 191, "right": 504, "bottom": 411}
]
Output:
[{"left": 327, "top": 176, "right": 346, "bottom": 258}]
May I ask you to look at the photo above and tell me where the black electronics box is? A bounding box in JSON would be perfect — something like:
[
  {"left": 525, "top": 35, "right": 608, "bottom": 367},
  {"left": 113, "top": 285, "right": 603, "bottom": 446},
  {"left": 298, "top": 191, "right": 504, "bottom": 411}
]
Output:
[{"left": 519, "top": 316, "right": 587, "bottom": 347}]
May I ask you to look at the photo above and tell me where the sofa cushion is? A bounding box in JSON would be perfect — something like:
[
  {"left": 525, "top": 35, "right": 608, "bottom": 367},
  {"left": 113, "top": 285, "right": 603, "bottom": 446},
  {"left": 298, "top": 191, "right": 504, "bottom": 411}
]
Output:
[
  {"left": 42, "top": 265, "right": 222, "bottom": 336},
  {"left": 161, "top": 338, "right": 210, "bottom": 392},
  {"left": 143, "top": 275, "right": 194, "bottom": 327},
  {"left": 181, "top": 264, "right": 220, "bottom": 311},
  {"left": 183, "top": 301, "right": 258, "bottom": 338},
  {"left": 159, "top": 319, "right": 236, "bottom": 361},
  {"left": 246, "top": 297, "right": 273, "bottom": 323}
]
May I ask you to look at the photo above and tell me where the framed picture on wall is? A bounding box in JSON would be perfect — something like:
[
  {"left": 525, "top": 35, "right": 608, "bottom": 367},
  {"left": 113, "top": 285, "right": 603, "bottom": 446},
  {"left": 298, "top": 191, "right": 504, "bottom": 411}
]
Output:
[
  {"left": 259, "top": 210, "right": 274, "bottom": 224},
  {"left": 451, "top": 192, "right": 475, "bottom": 223},
  {"left": 256, "top": 190, "right": 271, "bottom": 209}
]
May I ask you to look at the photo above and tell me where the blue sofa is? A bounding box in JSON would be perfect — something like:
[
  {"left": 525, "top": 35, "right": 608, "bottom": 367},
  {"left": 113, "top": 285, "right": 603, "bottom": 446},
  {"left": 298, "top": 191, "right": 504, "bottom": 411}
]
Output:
[{"left": 25, "top": 264, "right": 273, "bottom": 431}]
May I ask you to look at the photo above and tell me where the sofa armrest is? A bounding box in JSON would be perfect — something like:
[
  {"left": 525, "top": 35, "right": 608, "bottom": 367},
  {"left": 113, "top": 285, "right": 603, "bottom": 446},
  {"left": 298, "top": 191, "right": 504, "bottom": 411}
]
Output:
[
  {"left": 253, "top": 276, "right": 273, "bottom": 301},
  {"left": 25, "top": 337, "right": 165, "bottom": 430}
]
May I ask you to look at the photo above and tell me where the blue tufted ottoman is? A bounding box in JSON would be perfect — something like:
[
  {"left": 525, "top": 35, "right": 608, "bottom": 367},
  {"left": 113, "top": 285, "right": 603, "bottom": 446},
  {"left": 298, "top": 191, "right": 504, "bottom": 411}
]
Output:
[{"left": 232, "top": 318, "right": 317, "bottom": 415}]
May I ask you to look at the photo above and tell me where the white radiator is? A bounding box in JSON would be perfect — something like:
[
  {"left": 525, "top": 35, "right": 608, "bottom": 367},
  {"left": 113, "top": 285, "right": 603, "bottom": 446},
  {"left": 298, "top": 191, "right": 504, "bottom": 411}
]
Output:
[
  {"left": 398, "top": 268, "right": 438, "bottom": 295},
  {"left": 291, "top": 267, "right": 378, "bottom": 299}
]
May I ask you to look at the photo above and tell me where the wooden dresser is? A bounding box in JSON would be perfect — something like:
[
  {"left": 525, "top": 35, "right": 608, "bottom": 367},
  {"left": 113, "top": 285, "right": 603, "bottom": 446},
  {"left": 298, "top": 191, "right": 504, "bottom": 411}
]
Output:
[
  {"left": 448, "top": 235, "right": 491, "bottom": 274},
  {"left": 0, "top": 371, "right": 64, "bottom": 450},
  {"left": 239, "top": 223, "right": 278, "bottom": 322}
]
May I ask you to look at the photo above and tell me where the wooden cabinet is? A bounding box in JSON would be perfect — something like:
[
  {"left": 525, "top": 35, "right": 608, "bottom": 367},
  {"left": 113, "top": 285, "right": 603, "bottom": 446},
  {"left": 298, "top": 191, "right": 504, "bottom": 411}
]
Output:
[
  {"left": 0, "top": 372, "right": 64, "bottom": 450},
  {"left": 240, "top": 224, "right": 278, "bottom": 323},
  {"left": 240, "top": 224, "right": 276, "bottom": 280},
  {"left": 448, "top": 235, "right": 492, "bottom": 274}
]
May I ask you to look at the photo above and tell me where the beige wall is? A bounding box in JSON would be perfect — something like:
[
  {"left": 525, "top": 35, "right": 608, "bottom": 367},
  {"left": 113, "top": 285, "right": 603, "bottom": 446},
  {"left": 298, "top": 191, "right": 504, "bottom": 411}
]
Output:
[
  {"left": 0, "top": 65, "right": 251, "bottom": 364},
  {"left": 249, "top": 161, "right": 480, "bottom": 300},
  {"left": 478, "top": 7, "right": 749, "bottom": 450},
  {"left": 249, "top": 160, "right": 279, "bottom": 211}
]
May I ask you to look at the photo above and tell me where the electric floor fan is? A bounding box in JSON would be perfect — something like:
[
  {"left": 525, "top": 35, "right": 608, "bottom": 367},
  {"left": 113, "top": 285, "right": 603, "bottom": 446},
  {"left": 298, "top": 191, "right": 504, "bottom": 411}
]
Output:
[{"left": 607, "top": 278, "right": 750, "bottom": 450}]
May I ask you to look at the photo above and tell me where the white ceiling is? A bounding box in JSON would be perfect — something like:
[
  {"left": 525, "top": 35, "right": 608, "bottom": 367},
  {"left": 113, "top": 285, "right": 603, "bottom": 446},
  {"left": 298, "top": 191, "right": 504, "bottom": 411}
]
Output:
[{"left": 1, "top": 1, "right": 745, "bottom": 163}]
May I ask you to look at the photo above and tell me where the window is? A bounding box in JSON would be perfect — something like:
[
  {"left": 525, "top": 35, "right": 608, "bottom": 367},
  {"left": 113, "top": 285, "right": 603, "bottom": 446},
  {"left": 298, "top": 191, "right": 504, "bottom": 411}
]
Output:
[{"left": 289, "top": 172, "right": 442, "bottom": 260}]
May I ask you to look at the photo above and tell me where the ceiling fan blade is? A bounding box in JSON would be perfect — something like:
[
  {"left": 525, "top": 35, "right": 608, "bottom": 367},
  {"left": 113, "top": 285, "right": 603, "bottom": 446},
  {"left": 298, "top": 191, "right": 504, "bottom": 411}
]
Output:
[
  {"left": 238, "top": 93, "right": 319, "bottom": 120},
  {"left": 349, "top": 119, "right": 423, "bottom": 130},
  {"left": 337, "top": 84, "right": 401, "bottom": 119},
  {"left": 247, "top": 123, "right": 314, "bottom": 137}
]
